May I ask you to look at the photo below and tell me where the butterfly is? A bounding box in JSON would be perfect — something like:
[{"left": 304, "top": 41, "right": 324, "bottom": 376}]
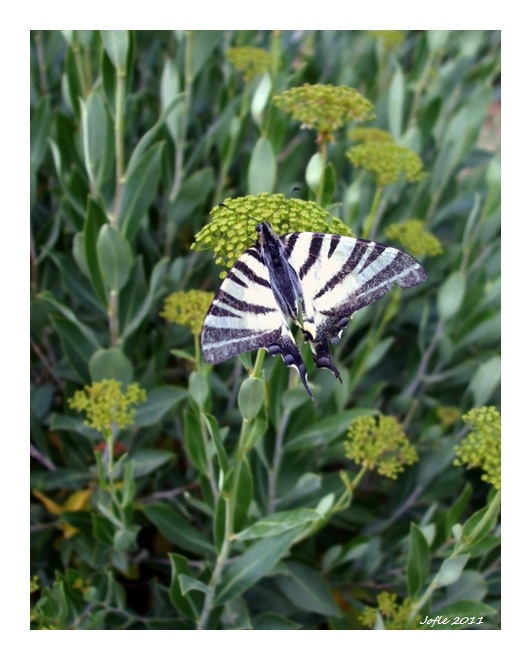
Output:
[{"left": 201, "top": 222, "right": 426, "bottom": 398}]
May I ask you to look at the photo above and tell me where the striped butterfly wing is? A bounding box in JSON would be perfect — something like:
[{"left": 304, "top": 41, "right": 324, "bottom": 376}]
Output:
[
  {"left": 282, "top": 232, "right": 427, "bottom": 377},
  {"left": 201, "top": 245, "right": 313, "bottom": 396}
]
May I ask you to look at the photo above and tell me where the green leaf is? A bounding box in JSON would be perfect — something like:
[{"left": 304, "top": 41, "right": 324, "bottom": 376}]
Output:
[
  {"left": 83, "top": 198, "right": 108, "bottom": 305},
  {"left": 189, "top": 372, "right": 209, "bottom": 408},
  {"left": 407, "top": 523, "right": 430, "bottom": 598},
  {"left": 141, "top": 501, "right": 215, "bottom": 557},
  {"left": 215, "top": 526, "right": 301, "bottom": 605},
  {"left": 248, "top": 136, "right": 276, "bottom": 195},
  {"left": 184, "top": 409, "right": 209, "bottom": 475},
  {"left": 321, "top": 162, "right": 336, "bottom": 207},
  {"left": 461, "top": 496, "right": 500, "bottom": 548},
  {"left": 96, "top": 224, "right": 132, "bottom": 291},
  {"left": 129, "top": 449, "right": 174, "bottom": 478},
  {"left": 445, "top": 569, "right": 488, "bottom": 603},
  {"left": 134, "top": 386, "right": 187, "bottom": 427},
  {"left": 160, "top": 57, "right": 180, "bottom": 142},
  {"left": 275, "top": 561, "right": 340, "bottom": 618},
  {"left": 89, "top": 348, "right": 133, "bottom": 384},
  {"left": 49, "top": 315, "right": 99, "bottom": 383},
  {"left": 305, "top": 152, "right": 324, "bottom": 194},
  {"left": 101, "top": 30, "right": 129, "bottom": 72},
  {"left": 179, "top": 574, "right": 212, "bottom": 597},
  {"left": 119, "top": 142, "right": 164, "bottom": 242},
  {"left": 128, "top": 95, "right": 184, "bottom": 172},
  {"left": 121, "top": 460, "right": 136, "bottom": 508},
  {"left": 437, "top": 271, "right": 466, "bottom": 321},
  {"left": 169, "top": 553, "right": 201, "bottom": 621},
  {"left": 80, "top": 92, "right": 114, "bottom": 197},
  {"left": 238, "top": 377, "right": 265, "bottom": 421},
  {"left": 434, "top": 555, "right": 469, "bottom": 588},
  {"left": 251, "top": 73, "right": 272, "bottom": 127},
  {"left": 388, "top": 63, "right": 405, "bottom": 140},
  {"left": 38, "top": 291, "right": 101, "bottom": 347},
  {"left": 235, "top": 508, "right": 323, "bottom": 541},
  {"left": 31, "top": 96, "right": 52, "bottom": 168},
  {"left": 468, "top": 356, "right": 500, "bottom": 407},
  {"left": 203, "top": 414, "right": 228, "bottom": 476},
  {"left": 121, "top": 257, "right": 169, "bottom": 341}
]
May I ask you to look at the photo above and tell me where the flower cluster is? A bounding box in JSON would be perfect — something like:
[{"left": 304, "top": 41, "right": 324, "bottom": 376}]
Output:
[
  {"left": 359, "top": 591, "right": 419, "bottom": 630},
  {"left": 349, "top": 127, "right": 393, "bottom": 144},
  {"left": 68, "top": 379, "right": 146, "bottom": 433},
  {"left": 192, "top": 193, "right": 352, "bottom": 275},
  {"left": 368, "top": 31, "right": 405, "bottom": 49},
  {"left": 344, "top": 414, "right": 418, "bottom": 479},
  {"left": 160, "top": 290, "right": 214, "bottom": 336},
  {"left": 385, "top": 220, "right": 443, "bottom": 257},
  {"left": 227, "top": 46, "right": 272, "bottom": 80},
  {"left": 274, "top": 84, "right": 374, "bottom": 143},
  {"left": 346, "top": 142, "right": 425, "bottom": 187},
  {"left": 454, "top": 406, "right": 501, "bottom": 490},
  {"left": 436, "top": 405, "right": 462, "bottom": 426}
]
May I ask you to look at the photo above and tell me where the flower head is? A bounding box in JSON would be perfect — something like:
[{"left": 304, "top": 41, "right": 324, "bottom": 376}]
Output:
[
  {"left": 349, "top": 127, "right": 393, "bottom": 144},
  {"left": 274, "top": 84, "right": 374, "bottom": 143},
  {"left": 454, "top": 406, "right": 501, "bottom": 490},
  {"left": 344, "top": 414, "right": 418, "bottom": 479},
  {"left": 346, "top": 143, "right": 425, "bottom": 187},
  {"left": 359, "top": 591, "right": 419, "bottom": 630},
  {"left": 161, "top": 290, "right": 214, "bottom": 336},
  {"left": 385, "top": 220, "right": 443, "bottom": 257},
  {"left": 192, "top": 193, "right": 352, "bottom": 275},
  {"left": 227, "top": 46, "right": 272, "bottom": 81},
  {"left": 68, "top": 379, "right": 146, "bottom": 433}
]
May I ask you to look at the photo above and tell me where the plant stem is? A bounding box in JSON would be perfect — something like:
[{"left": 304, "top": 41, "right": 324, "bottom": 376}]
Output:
[
  {"left": 196, "top": 348, "right": 266, "bottom": 629},
  {"left": 362, "top": 185, "right": 383, "bottom": 239}
]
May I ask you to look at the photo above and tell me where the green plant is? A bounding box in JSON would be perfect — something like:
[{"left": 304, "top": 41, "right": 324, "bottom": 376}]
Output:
[{"left": 31, "top": 30, "right": 500, "bottom": 630}]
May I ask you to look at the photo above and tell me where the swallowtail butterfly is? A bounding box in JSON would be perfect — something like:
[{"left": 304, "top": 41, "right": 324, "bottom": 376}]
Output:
[{"left": 201, "top": 222, "right": 426, "bottom": 398}]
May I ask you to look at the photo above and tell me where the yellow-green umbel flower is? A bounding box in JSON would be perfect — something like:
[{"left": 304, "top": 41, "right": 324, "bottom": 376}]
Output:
[
  {"left": 385, "top": 220, "right": 443, "bottom": 257},
  {"left": 227, "top": 46, "right": 272, "bottom": 81},
  {"left": 192, "top": 193, "right": 353, "bottom": 276},
  {"left": 454, "top": 406, "right": 501, "bottom": 490},
  {"left": 368, "top": 31, "right": 405, "bottom": 49},
  {"left": 344, "top": 414, "right": 418, "bottom": 479},
  {"left": 359, "top": 592, "right": 419, "bottom": 630},
  {"left": 274, "top": 84, "right": 374, "bottom": 143},
  {"left": 161, "top": 290, "right": 214, "bottom": 336},
  {"left": 68, "top": 379, "right": 146, "bottom": 433},
  {"left": 346, "top": 142, "right": 425, "bottom": 187},
  {"left": 349, "top": 127, "right": 394, "bottom": 144}
]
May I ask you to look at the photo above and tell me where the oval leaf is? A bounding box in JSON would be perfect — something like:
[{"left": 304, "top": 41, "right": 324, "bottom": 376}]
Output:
[
  {"left": 437, "top": 271, "right": 466, "bottom": 321},
  {"left": 96, "top": 224, "right": 132, "bottom": 291},
  {"left": 248, "top": 136, "right": 276, "bottom": 195},
  {"left": 235, "top": 508, "right": 322, "bottom": 541},
  {"left": 89, "top": 348, "right": 133, "bottom": 384}
]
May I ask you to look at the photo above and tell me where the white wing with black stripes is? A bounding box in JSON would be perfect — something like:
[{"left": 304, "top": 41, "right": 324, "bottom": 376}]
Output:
[{"left": 201, "top": 223, "right": 426, "bottom": 399}]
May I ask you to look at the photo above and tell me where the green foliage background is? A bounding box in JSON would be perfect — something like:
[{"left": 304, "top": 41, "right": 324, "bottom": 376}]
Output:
[{"left": 30, "top": 30, "right": 501, "bottom": 630}]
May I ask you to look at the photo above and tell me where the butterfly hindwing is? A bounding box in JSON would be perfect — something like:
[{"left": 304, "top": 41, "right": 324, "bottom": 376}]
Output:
[{"left": 201, "top": 246, "right": 313, "bottom": 397}]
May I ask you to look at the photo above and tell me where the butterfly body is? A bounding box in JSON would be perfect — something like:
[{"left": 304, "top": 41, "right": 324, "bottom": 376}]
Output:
[{"left": 201, "top": 223, "right": 426, "bottom": 399}]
